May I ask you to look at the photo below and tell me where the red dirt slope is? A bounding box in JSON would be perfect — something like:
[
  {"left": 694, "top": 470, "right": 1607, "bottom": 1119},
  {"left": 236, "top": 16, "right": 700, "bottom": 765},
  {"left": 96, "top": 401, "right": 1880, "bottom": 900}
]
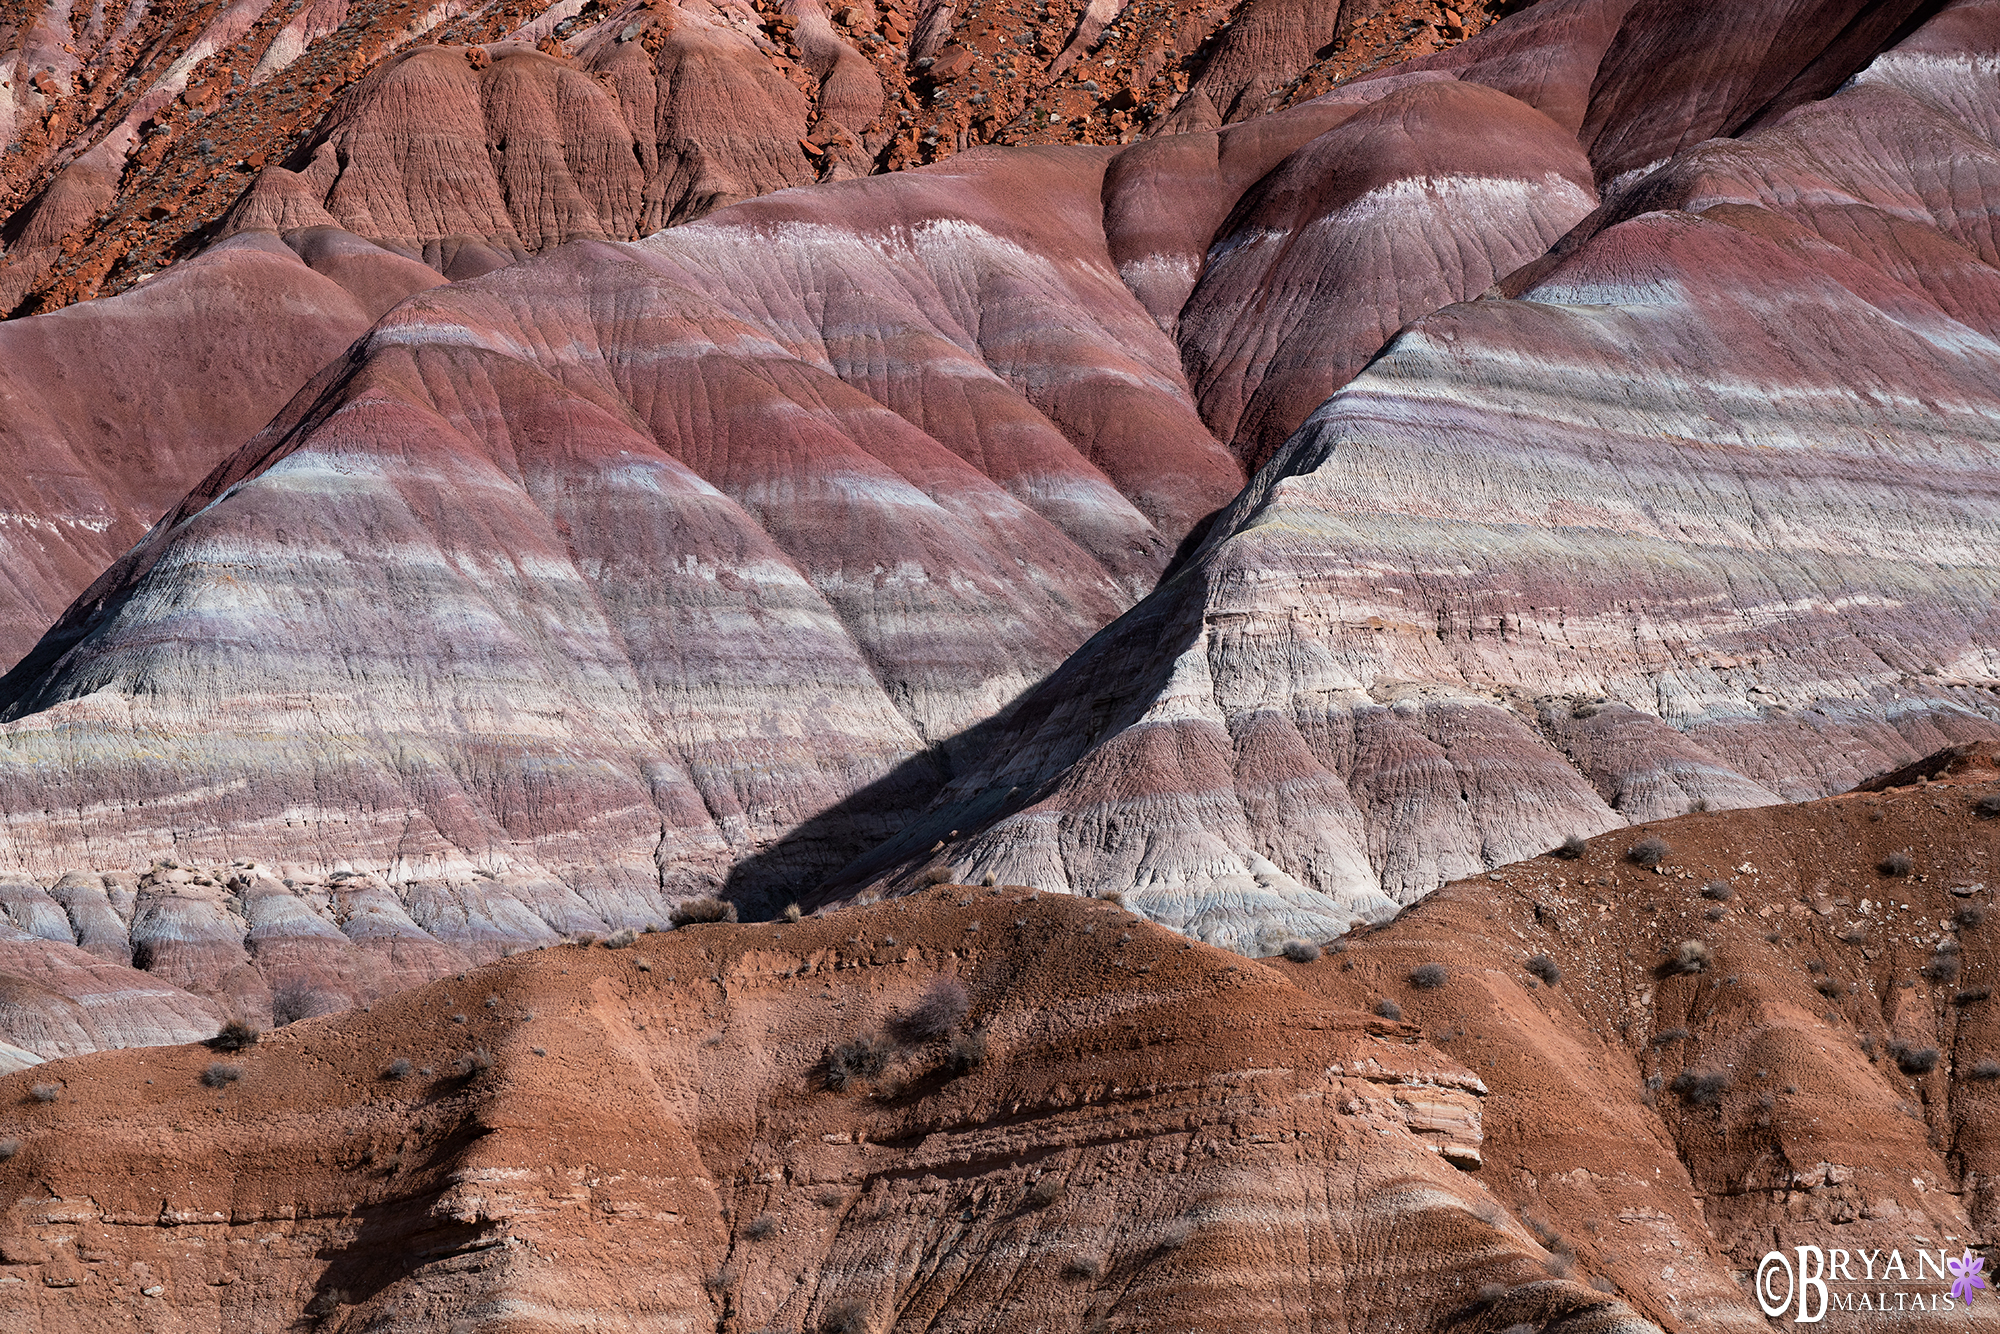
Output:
[{"left": 2, "top": 750, "right": 1996, "bottom": 1330}]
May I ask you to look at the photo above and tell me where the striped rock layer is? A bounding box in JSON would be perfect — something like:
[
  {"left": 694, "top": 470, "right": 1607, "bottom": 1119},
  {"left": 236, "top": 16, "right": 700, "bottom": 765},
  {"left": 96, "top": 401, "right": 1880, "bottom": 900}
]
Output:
[
  {"left": 826, "top": 0, "right": 2000, "bottom": 951},
  {"left": 0, "top": 0, "right": 1993, "bottom": 1028}
]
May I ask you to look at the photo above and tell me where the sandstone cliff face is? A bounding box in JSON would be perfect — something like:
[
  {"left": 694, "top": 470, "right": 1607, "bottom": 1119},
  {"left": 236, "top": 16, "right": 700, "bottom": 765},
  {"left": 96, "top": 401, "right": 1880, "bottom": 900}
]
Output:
[
  {"left": 2, "top": 763, "right": 1995, "bottom": 1330},
  {"left": 834, "top": 0, "right": 2000, "bottom": 949}
]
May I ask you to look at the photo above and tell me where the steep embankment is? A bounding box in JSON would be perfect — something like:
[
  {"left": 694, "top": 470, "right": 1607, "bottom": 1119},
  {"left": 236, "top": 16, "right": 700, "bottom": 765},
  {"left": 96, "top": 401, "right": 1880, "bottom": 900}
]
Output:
[{"left": 2, "top": 752, "right": 1995, "bottom": 1330}]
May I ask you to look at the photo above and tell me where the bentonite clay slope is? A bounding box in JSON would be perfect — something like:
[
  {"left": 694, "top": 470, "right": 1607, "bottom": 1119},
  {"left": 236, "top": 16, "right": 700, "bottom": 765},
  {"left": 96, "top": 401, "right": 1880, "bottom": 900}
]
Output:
[
  {"left": 0, "top": 225, "right": 440, "bottom": 665},
  {"left": 0, "top": 20, "right": 1660, "bottom": 931},
  {"left": 818, "top": 0, "right": 2000, "bottom": 950},
  {"left": 1, "top": 0, "right": 1518, "bottom": 316},
  {"left": 5, "top": 763, "right": 1998, "bottom": 1331},
  {"left": 0, "top": 0, "right": 1989, "bottom": 980}
]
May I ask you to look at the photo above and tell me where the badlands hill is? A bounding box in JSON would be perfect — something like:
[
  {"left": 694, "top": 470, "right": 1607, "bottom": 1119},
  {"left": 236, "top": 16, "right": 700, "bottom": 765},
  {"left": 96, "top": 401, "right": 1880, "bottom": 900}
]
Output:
[
  {"left": 0, "top": 0, "right": 1989, "bottom": 981},
  {"left": 2, "top": 0, "right": 1512, "bottom": 317},
  {"left": 0, "top": 747, "right": 1994, "bottom": 1330}
]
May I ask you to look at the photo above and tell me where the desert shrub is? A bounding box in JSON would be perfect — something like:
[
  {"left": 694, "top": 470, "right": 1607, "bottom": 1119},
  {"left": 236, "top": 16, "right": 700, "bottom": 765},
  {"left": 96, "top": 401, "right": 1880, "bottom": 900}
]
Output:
[
  {"left": 1689, "top": 798, "right": 1712, "bottom": 813},
  {"left": 1815, "top": 978, "right": 1844, "bottom": 998},
  {"left": 980, "top": 871, "right": 998, "bottom": 887},
  {"left": 1627, "top": 836, "right": 1670, "bottom": 868},
  {"left": 201, "top": 1062, "right": 242, "bottom": 1088},
  {"left": 947, "top": 1029, "right": 988, "bottom": 1075},
  {"left": 1651, "top": 1027, "right": 1689, "bottom": 1046},
  {"left": 783, "top": 903, "right": 804, "bottom": 922},
  {"left": 1924, "top": 952, "right": 1963, "bottom": 984},
  {"left": 921, "top": 867, "right": 954, "bottom": 886},
  {"left": 1700, "top": 881, "right": 1733, "bottom": 901},
  {"left": 1545, "top": 1253, "right": 1574, "bottom": 1278},
  {"left": 27, "top": 1083, "right": 58, "bottom": 1104},
  {"left": 1375, "top": 998, "right": 1403, "bottom": 1021},
  {"left": 895, "top": 977, "right": 970, "bottom": 1042},
  {"left": 271, "top": 980, "right": 340, "bottom": 1027},
  {"left": 0, "top": 1138, "right": 16, "bottom": 1160},
  {"left": 1954, "top": 987, "right": 1991, "bottom": 1006},
  {"left": 569, "top": 932, "right": 597, "bottom": 947},
  {"left": 1666, "top": 940, "right": 1712, "bottom": 975},
  {"left": 1879, "top": 852, "right": 1913, "bottom": 876},
  {"left": 1670, "top": 1069, "right": 1730, "bottom": 1106},
  {"left": 305, "top": 1288, "right": 347, "bottom": 1318},
  {"left": 1553, "top": 835, "right": 1588, "bottom": 860},
  {"left": 745, "top": 1214, "right": 777, "bottom": 1240},
  {"left": 210, "top": 1018, "right": 260, "bottom": 1051},
  {"left": 826, "top": 1034, "right": 892, "bottom": 1090},
  {"left": 1892, "top": 1042, "right": 1939, "bottom": 1075},
  {"left": 821, "top": 1299, "right": 871, "bottom": 1334},
  {"left": 1958, "top": 905, "right": 1986, "bottom": 930},
  {"left": 1158, "top": 1219, "right": 1194, "bottom": 1250},
  {"left": 671, "top": 897, "right": 737, "bottom": 927},
  {"left": 453, "top": 1048, "right": 494, "bottom": 1078},
  {"left": 704, "top": 1266, "right": 737, "bottom": 1294},
  {"left": 1064, "top": 1254, "right": 1104, "bottom": 1280},
  {"left": 1475, "top": 1282, "right": 1506, "bottom": 1306},
  {"left": 1409, "top": 962, "right": 1449, "bottom": 990},
  {"left": 603, "top": 927, "right": 638, "bottom": 948},
  {"left": 1862, "top": 1034, "right": 1878, "bottom": 1058},
  {"left": 1281, "top": 938, "right": 1321, "bottom": 963},
  {"left": 1029, "top": 1176, "right": 1065, "bottom": 1207},
  {"left": 1525, "top": 953, "right": 1561, "bottom": 985},
  {"left": 1973, "top": 793, "right": 2000, "bottom": 818},
  {"left": 382, "top": 1059, "right": 413, "bottom": 1080},
  {"left": 1591, "top": 1276, "right": 1619, "bottom": 1294},
  {"left": 1972, "top": 1059, "right": 2000, "bottom": 1081}
]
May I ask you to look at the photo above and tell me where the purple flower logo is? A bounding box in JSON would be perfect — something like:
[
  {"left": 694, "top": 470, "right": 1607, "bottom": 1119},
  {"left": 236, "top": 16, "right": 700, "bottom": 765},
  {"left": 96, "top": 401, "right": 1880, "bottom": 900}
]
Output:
[{"left": 1949, "top": 1249, "right": 1988, "bottom": 1305}]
